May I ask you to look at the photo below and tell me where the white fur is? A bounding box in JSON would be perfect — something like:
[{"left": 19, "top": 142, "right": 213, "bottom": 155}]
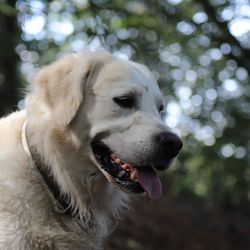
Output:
[{"left": 0, "top": 51, "right": 166, "bottom": 249}]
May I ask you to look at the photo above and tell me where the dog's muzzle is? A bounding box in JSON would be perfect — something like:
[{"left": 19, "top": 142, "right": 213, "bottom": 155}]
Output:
[{"left": 91, "top": 131, "right": 182, "bottom": 200}]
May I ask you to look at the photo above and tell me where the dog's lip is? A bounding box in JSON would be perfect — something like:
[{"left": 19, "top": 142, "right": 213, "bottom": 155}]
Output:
[
  {"left": 91, "top": 142, "right": 163, "bottom": 199},
  {"left": 92, "top": 143, "right": 144, "bottom": 194}
]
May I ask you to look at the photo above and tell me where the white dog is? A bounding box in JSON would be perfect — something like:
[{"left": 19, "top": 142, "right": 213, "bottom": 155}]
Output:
[{"left": 0, "top": 51, "right": 182, "bottom": 250}]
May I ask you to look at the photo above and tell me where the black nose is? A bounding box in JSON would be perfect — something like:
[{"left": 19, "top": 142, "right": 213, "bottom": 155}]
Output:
[{"left": 153, "top": 131, "right": 183, "bottom": 159}]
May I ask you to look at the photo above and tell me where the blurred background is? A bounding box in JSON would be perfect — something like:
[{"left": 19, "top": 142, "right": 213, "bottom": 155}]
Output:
[{"left": 0, "top": 0, "right": 250, "bottom": 249}]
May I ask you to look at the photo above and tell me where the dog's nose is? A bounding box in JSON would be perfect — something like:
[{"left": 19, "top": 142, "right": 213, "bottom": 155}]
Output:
[{"left": 153, "top": 131, "right": 183, "bottom": 159}]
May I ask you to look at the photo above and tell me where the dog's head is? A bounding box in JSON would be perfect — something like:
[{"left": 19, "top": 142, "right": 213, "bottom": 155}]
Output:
[{"left": 27, "top": 51, "right": 182, "bottom": 200}]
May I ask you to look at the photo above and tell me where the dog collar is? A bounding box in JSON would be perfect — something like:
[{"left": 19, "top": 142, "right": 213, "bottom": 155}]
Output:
[{"left": 21, "top": 120, "right": 74, "bottom": 216}]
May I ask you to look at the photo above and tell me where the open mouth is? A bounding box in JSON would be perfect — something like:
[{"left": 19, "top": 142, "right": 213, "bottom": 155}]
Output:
[{"left": 92, "top": 142, "right": 162, "bottom": 200}]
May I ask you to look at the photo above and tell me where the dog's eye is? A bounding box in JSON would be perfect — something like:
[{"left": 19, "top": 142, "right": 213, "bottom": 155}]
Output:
[
  {"left": 159, "top": 104, "right": 165, "bottom": 113},
  {"left": 113, "top": 96, "right": 135, "bottom": 108},
  {"left": 159, "top": 104, "right": 166, "bottom": 119}
]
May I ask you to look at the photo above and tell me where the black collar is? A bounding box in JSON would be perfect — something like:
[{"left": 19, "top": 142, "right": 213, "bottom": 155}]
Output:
[
  {"left": 31, "top": 150, "right": 75, "bottom": 217},
  {"left": 22, "top": 121, "right": 76, "bottom": 217}
]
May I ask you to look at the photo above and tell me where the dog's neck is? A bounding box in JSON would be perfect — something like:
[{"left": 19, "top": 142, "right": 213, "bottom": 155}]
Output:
[
  {"left": 22, "top": 121, "right": 73, "bottom": 215},
  {"left": 22, "top": 119, "right": 130, "bottom": 236}
]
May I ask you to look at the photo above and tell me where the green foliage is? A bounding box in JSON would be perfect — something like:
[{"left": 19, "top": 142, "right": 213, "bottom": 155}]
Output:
[{"left": 2, "top": 0, "right": 250, "bottom": 209}]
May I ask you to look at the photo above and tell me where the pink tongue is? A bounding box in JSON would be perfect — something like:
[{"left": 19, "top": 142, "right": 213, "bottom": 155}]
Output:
[{"left": 135, "top": 168, "right": 162, "bottom": 200}]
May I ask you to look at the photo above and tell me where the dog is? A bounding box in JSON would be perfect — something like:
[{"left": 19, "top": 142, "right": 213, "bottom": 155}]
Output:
[{"left": 0, "top": 51, "right": 182, "bottom": 249}]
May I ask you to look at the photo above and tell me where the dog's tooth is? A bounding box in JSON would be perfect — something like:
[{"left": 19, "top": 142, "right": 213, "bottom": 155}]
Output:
[
  {"left": 123, "top": 163, "right": 131, "bottom": 171},
  {"left": 122, "top": 164, "right": 130, "bottom": 172},
  {"left": 121, "top": 164, "right": 126, "bottom": 170},
  {"left": 111, "top": 154, "right": 117, "bottom": 160},
  {"left": 115, "top": 158, "right": 122, "bottom": 165}
]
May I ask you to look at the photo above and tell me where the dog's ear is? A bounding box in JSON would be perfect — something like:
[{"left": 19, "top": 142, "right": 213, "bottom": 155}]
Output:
[{"left": 26, "top": 52, "right": 109, "bottom": 127}]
